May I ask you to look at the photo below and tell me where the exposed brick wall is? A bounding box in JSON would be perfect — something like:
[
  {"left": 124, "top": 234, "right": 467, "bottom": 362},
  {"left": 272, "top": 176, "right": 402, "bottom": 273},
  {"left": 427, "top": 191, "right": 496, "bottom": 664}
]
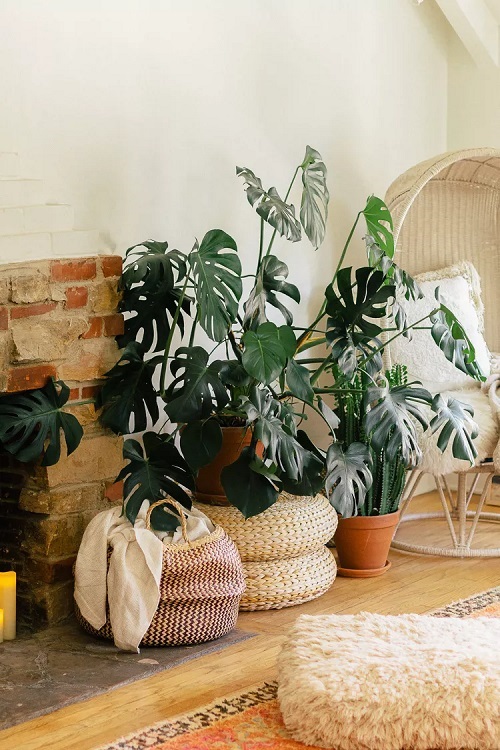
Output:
[{"left": 0, "top": 255, "right": 125, "bottom": 630}]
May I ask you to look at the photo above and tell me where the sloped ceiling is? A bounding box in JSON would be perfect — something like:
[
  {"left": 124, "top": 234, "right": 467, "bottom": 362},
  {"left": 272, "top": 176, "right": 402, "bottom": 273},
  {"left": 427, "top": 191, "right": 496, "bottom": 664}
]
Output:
[{"left": 434, "top": 0, "right": 500, "bottom": 67}]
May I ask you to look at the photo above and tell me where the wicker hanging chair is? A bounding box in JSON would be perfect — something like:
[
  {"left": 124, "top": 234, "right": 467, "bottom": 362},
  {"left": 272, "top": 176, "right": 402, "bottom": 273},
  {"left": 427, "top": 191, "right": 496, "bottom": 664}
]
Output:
[{"left": 384, "top": 148, "right": 500, "bottom": 557}]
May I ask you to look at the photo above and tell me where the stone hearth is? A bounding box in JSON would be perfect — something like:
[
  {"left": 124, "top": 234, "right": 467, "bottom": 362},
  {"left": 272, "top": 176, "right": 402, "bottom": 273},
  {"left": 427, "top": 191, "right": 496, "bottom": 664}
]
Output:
[{"left": 0, "top": 154, "right": 125, "bottom": 629}]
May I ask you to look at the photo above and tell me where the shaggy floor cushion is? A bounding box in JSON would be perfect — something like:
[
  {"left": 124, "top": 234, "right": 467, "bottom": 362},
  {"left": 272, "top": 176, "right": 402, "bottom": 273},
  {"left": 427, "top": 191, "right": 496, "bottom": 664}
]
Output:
[{"left": 278, "top": 612, "right": 500, "bottom": 750}]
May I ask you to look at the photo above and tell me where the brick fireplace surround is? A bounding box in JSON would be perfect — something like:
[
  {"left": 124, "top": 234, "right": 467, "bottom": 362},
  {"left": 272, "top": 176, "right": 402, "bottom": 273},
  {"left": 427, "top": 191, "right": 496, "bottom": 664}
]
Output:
[{"left": 0, "top": 256, "right": 125, "bottom": 629}]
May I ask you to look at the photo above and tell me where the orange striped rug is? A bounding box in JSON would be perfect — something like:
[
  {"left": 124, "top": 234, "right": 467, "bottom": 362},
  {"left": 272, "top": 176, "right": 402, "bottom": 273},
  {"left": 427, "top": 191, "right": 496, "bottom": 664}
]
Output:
[{"left": 99, "top": 587, "right": 500, "bottom": 750}]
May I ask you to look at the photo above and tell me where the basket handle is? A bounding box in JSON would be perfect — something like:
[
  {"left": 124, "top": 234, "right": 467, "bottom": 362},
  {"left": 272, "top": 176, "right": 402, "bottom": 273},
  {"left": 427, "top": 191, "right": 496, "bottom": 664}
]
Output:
[{"left": 145, "top": 498, "right": 190, "bottom": 543}]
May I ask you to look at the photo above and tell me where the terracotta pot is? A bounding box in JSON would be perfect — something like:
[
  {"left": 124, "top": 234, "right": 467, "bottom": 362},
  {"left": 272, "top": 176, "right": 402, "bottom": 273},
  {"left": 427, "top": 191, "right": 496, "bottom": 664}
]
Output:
[
  {"left": 333, "top": 510, "right": 400, "bottom": 578},
  {"left": 195, "top": 426, "right": 252, "bottom": 506}
]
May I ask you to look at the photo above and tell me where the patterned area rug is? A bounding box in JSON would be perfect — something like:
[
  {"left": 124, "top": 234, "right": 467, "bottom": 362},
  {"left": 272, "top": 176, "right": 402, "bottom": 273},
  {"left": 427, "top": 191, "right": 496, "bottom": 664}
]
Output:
[{"left": 98, "top": 587, "right": 500, "bottom": 750}]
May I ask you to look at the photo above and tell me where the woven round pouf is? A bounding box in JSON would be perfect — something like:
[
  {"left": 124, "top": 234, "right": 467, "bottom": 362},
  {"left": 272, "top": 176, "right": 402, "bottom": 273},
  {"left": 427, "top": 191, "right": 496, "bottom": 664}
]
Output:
[
  {"left": 196, "top": 493, "right": 338, "bottom": 562},
  {"left": 240, "top": 546, "right": 337, "bottom": 611},
  {"left": 196, "top": 492, "right": 338, "bottom": 610}
]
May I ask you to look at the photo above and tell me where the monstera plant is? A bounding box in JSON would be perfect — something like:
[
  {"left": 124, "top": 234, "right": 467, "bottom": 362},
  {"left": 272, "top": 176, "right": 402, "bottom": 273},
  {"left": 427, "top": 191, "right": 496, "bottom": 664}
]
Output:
[
  {"left": 98, "top": 147, "right": 483, "bottom": 537},
  {"left": 98, "top": 147, "right": 330, "bottom": 525}
]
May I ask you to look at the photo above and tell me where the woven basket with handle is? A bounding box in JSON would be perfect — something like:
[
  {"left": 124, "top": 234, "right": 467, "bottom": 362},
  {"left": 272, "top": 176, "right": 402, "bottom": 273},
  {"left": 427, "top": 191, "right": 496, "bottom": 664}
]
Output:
[{"left": 75, "top": 498, "right": 246, "bottom": 647}]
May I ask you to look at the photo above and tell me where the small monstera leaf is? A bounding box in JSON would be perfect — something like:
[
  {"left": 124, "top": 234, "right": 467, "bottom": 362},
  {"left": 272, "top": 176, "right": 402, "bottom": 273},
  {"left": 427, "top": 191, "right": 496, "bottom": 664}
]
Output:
[
  {"left": 242, "top": 322, "right": 296, "bottom": 385},
  {"left": 236, "top": 167, "right": 301, "bottom": 242},
  {"left": 189, "top": 229, "right": 242, "bottom": 343},
  {"left": 326, "top": 323, "right": 383, "bottom": 379},
  {"left": 0, "top": 379, "right": 83, "bottom": 466},
  {"left": 300, "top": 145, "right": 329, "bottom": 249},
  {"left": 364, "top": 384, "right": 432, "bottom": 467},
  {"left": 317, "top": 397, "right": 340, "bottom": 435},
  {"left": 243, "top": 255, "right": 300, "bottom": 329},
  {"left": 429, "top": 394, "right": 478, "bottom": 464},
  {"left": 241, "top": 386, "right": 310, "bottom": 482},
  {"left": 97, "top": 342, "right": 162, "bottom": 434},
  {"left": 285, "top": 358, "right": 314, "bottom": 404},
  {"left": 118, "top": 241, "right": 190, "bottom": 352},
  {"left": 362, "top": 196, "right": 394, "bottom": 259},
  {"left": 164, "top": 346, "right": 229, "bottom": 423},
  {"left": 117, "top": 433, "right": 194, "bottom": 531},
  {"left": 180, "top": 417, "right": 223, "bottom": 472},
  {"left": 326, "top": 267, "right": 395, "bottom": 338},
  {"left": 325, "top": 442, "right": 373, "bottom": 518},
  {"left": 431, "top": 296, "right": 485, "bottom": 382},
  {"left": 221, "top": 445, "right": 279, "bottom": 518}
]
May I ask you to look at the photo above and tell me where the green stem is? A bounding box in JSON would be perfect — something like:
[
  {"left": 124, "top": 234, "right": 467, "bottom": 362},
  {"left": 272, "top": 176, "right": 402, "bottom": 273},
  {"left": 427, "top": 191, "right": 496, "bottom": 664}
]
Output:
[
  {"left": 313, "top": 387, "right": 365, "bottom": 395},
  {"left": 159, "top": 274, "right": 190, "bottom": 397},
  {"left": 256, "top": 217, "right": 265, "bottom": 274},
  {"left": 296, "top": 335, "right": 327, "bottom": 354},
  {"left": 310, "top": 357, "right": 330, "bottom": 386},
  {"left": 188, "top": 309, "right": 199, "bottom": 347},
  {"left": 265, "top": 166, "right": 300, "bottom": 258}
]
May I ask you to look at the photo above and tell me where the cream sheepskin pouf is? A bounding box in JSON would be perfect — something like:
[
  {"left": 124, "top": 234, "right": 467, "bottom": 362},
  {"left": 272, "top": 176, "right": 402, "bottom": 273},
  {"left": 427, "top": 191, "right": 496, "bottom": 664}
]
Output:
[{"left": 278, "top": 612, "right": 500, "bottom": 750}]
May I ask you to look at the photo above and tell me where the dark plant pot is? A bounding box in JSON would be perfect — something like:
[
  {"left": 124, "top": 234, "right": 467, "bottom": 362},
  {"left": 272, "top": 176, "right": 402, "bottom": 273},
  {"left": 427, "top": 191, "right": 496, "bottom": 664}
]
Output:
[
  {"left": 195, "top": 427, "right": 252, "bottom": 506},
  {"left": 333, "top": 510, "right": 400, "bottom": 578}
]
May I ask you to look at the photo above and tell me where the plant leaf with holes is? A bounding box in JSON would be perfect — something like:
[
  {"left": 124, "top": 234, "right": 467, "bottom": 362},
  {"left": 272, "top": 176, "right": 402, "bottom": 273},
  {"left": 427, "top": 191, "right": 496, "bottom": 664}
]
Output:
[
  {"left": 0, "top": 379, "right": 83, "bottom": 466},
  {"left": 180, "top": 418, "right": 223, "bottom": 472},
  {"left": 236, "top": 167, "right": 301, "bottom": 242},
  {"left": 300, "top": 145, "right": 329, "bottom": 249},
  {"left": 242, "top": 322, "right": 295, "bottom": 385},
  {"left": 326, "top": 322, "right": 383, "bottom": 379},
  {"left": 221, "top": 445, "right": 279, "bottom": 518},
  {"left": 429, "top": 394, "right": 478, "bottom": 464},
  {"left": 116, "top": 432, "right": 194, "bottom": 531},
  {"left": 431, "top": 299, "right": 485, "bottom": 381},
  {"left": 325, "top": 442, "right": 373, "bottom": 517},
  {"left": 240, "top": 386, "right": 311, "bottom": 482},
  {"left": 164, "top": 346, "right": 229, "bottom": 423},
  {"left": 117, "top": 242, "right": 190, "bottom": 352},
  {"left": 325, "top": 266, "right": 395, "bottom": 338},
  {"left": 189, "top": 229, "right": 242, "bottom": 342},
  {"left": 364, "top": 384, "right": 433, "bottom": 467},
  {"left": 362, "top": 195, "right": 394, "bottom": 259},
  {"left": 97, "top": 342, "right": 162, "bottom": 434},
  {"left": 243, "top": 255, "right": 300, "bottom": 329}
]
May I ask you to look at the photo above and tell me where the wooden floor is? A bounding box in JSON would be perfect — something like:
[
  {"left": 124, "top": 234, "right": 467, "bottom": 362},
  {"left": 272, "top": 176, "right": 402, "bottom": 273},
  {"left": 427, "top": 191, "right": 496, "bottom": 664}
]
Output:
[{"left": 2, "top": 492, "right": 500, "bottom": 750}]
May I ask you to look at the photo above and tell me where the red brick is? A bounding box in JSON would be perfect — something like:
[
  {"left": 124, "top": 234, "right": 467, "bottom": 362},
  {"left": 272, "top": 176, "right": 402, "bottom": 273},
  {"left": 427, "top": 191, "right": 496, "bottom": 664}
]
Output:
[
  {"left": 7, "top": 365, "right": 57, "bottom": 392},
  {"left": 103, "top": 314, "right": 124, "bottom": 336},
  {"left": 0, "top": 307, "right": 8, "bottom": 330},
  {"left": 10, "top": 302, "right": 56, "bottom": 319},
  {"left": 51, "top": 259, "right": 96, "bottom": 282},
  {"left": 101, "top": 256, "right": 123, "bottom": 278},
  {"left": 82, "top": 317, "right": 102, "bottom": 339},
  {"left": 68, "top": 387, "right": 80, "bottom": 401},
  {"left": 81, "top": 385, "right": 100, "bottom": 399},
  {"left": 105, "top": 480, "right": 123, "bottom": 503},
  {"left": 65, "top": 286, "right": 88, "bottom": 309}
]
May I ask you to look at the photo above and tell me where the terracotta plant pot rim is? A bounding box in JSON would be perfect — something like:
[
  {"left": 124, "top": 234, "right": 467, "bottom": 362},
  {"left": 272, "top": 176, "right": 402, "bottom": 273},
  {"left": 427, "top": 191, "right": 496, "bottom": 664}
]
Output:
[{"left": 337, "top": 510, "right": 400, "bottom": 530}]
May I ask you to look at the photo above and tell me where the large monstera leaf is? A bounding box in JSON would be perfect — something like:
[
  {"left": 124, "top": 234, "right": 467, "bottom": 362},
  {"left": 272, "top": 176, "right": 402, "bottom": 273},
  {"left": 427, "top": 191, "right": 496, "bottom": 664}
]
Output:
[
  {"left": 325, "top": 442, "right": 373, "bottom": 518},
  {"left": 429, "top": 395, "right": 478, "bottom": 463},
  {"left": 326, "top": 323, "right": 383, "bottom": 379},
  {"left": 97, "top": 342, "right": 162, "bottom": 435},
  {"left": 362, "top": 196, "right": 394, "bottom": 259},
  {"left": 221, "top": 445, "right": 279, "bottom": 518},
  {"left": 236, "top": 167, "right": 301, "bottom": 242},
  {"left": 300, "top": 146, "right": 329, "bottom": 249},
  {"left": 326, "top": 266, "right": 395, "bottom": 338},
  {"left": 242, "top": 322, "right": 296, "bottom": 385},
  {"left": 430, "top": 297, "right": 485, "bottom": 382},
  {"left": 240, "top": 386, "right": 316, "bottom": 483},
  {"left": 243, "top": 255, "right": 300, "bottom": 329},
  {"left": 117, "top": 433, "right": 194, "bottom": 531},
  {"left": 118, "top": 241, "right": 190, "bottom": 352},
  {"left": 164, "top": 346, "right": 229, "bottom": 423},
  {"left": 0, "top": 379, "right": 83, "bottom": 466},
  {"left": 189, "top": 229, "right": 242, "bottom": 342},
  {"left": 363, "top": 384, "right": 432, "bottom": 467}
]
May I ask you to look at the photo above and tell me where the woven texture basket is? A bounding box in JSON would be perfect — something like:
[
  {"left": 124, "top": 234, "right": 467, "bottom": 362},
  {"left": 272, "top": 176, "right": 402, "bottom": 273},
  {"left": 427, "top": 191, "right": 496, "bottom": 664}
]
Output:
[
  {"left": 195, "top": 492, "right": 337, "bottom": 562},
  {"left": 196, "top": 493, "right": 338, "bottom": 610},
  {"left": 75, "top": 499, "right": 246, "bottom": 647}
]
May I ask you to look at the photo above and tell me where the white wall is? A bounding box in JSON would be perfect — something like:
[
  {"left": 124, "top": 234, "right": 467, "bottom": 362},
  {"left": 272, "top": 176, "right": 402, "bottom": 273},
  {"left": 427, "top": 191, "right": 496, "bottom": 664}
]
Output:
[{"left": 0, "top": 0, "right": 449, "bottom": 443}]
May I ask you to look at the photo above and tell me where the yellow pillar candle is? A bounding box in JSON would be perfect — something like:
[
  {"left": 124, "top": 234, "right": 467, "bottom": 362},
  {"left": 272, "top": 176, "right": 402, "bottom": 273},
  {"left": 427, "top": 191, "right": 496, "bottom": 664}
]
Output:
[
  {"left": 0, "top": 609, "right": 3, "bottom": 643},
  {"left": 0, "top": 572, "right": 16, "bottom": 640}
]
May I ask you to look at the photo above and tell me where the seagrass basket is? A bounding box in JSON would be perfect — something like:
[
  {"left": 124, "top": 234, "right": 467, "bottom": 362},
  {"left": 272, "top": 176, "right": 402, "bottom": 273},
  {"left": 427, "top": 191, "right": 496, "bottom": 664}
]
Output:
[
  {"left": 75, "top": 499, "right": 246, "bottom": 647},
  {"left": 196, "top": 492, "right": 338, "bottom": 610}
]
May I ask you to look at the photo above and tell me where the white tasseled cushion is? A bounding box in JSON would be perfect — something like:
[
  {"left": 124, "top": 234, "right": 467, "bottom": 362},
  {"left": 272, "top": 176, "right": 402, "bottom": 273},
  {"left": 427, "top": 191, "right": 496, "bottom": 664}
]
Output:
[{"left": 278, "top": 612, "right": 500, "bottom": 750}]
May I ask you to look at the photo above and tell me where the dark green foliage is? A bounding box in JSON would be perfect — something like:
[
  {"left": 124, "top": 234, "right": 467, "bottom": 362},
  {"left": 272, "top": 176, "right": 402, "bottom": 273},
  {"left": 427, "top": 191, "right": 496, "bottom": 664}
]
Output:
[
  {"left": 243, "top": 255, "right": 300, "bottom": 329},
  {"left": 0, "top": 379, "right": 83, "bottom": 466},
  {"left": 180, "top": 418, "right": 223, "bottom": 472},
  {"left": 221, "top": 446, "right": 279, "bottom": 518},
  {"left": 165, "top": 347, "right": 229, "bottom": 423},
  {"left": 241, "top": 322, "right": 296, "bottom": 385}
]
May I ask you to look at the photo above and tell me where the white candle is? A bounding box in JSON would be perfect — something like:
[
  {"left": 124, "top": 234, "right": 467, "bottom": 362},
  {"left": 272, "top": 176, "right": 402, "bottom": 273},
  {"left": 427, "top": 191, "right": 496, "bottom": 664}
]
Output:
[{"left": 0, "top": 572, "right": 16, "bottom": 640}]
